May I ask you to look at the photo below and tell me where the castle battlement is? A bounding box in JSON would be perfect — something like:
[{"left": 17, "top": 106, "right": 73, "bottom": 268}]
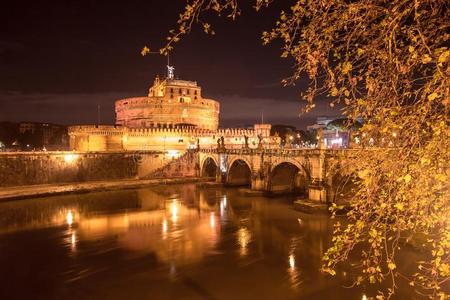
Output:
[{"left": 68, "top": 125, "right": 125, "bottom": 135}]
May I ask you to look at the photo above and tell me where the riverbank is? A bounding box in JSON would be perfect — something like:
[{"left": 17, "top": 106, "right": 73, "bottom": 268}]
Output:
[{"left": 0, "top": 177, "right": 212, "bottom": 202}]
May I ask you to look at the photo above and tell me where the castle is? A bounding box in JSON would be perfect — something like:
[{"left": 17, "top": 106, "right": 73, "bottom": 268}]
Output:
[{"left": 68, "top": 66, "right": 279, "bottom": 153}]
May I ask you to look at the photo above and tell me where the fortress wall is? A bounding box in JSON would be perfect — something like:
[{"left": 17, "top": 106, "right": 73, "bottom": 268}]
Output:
[
  {"left": 67, "top": 125, "right": 274, "bottom": 152},
  {"left": 0, "top": 151, "right": 197, "bottom": 188}
]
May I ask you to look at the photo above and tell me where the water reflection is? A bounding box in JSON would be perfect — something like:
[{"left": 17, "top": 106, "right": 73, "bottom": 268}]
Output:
[
  {"left": 0, "top": 184, "right": 425, "bottom": 299},
  {"left": 236, "top": 227, "right": 251, "bottom": 257},
  {"left": 66, "top": 210, "right": 74, "bottom": 226}
]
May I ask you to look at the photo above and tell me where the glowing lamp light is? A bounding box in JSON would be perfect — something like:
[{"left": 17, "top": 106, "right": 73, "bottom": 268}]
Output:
[
  {"left": 331, "top": 138, "right": 343, "bottom": 146},
  {"left": 166, "top": 150, "right": 180, "bottom": 159},
  {"left": 64, "top": 153, "right": 79, "bottom": 163}
]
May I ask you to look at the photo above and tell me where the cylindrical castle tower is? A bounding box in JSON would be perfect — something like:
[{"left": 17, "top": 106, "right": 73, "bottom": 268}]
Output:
[{"left": 115, "top": 76, "right": 219, "bottom": 130}]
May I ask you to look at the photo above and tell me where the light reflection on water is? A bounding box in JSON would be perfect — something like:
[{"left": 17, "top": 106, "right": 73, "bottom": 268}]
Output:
[{"left": 0, "top": 184, "right": 423, "bottom": 300}]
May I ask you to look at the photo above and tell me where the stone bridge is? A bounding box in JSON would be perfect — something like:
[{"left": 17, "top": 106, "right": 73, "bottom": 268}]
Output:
[{"left": 198, "top": 148, "right": 355, "bottom": 204}]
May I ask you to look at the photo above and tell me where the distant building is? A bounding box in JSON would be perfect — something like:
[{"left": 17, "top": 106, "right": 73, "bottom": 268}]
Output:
[
  {"left": 307, "top": 117, "right": 361, "bottom": 149},
  {"left": 306, "top": 116, "right": 337, "bottom": 131},
  {"left": 0, "top": 122, "right": 69, "bottom": 151},
  {"left": 69, "top": 67, "right": 280, "bottom": 152}
]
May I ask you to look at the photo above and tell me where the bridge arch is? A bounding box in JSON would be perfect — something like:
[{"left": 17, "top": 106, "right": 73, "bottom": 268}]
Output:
[
  {"left": 268, "top": 161, "right": 310, "bottom": 194},
  {"left": 227, "top": 159, "right": 252, "bottom": 186},
  {"left": 201, "top": 156, "right": 218, "bottom": 178}
]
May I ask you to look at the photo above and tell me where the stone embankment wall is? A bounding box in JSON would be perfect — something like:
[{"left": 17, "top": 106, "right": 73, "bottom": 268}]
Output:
[
  {"left": 0, "top": 151, "right": 199, "bottom": 187},
  {"left": 145, "top": 151, "right": 198, "bottom": 179}
]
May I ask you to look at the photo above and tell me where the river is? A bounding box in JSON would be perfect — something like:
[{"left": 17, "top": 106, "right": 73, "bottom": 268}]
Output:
[{"left": 0, "top": 184, "right": 423, "bottom": 299}]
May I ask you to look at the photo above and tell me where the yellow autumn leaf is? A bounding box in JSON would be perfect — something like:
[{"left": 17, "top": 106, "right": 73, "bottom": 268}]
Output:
[
  {"left": 342, "top": 61, "right": 352, "bottom": 74},
  {"left": 404, "top": 174, "right": 412, "bottom": 183},
  {"left": 388, "top": 261, "right": 396, "bottom": 270},
  {"left": 141, "top": 46, "right": 150, "bottom": 56},
  {"left": 422, "top": 54, "right": 432, "bottom": 64},
  {"left": 330, "top": 87, "right": 339, "bottom": 96},
  {"left": 438, "top": 50, "right": 449, "bottom": 63},
  {"left": 395, "top": 203, "right": 404, "bottom": 211},
  {"left": 428, "top": 92, "right": 439, "bottom": 101},
  {"left": 435, "top": 174, "right": 446, "bottom": 182},
  {"left": 420, "top": 157, "right": 430, "bottom": 165}
]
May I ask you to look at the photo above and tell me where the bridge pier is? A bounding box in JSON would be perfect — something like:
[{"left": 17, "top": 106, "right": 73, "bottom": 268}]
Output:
[
  {"left": 251, "top": 171, "right": 266, "bottom": 190},
  {"left": 308, "top": 181, "right": 327, "bottom": 202}
]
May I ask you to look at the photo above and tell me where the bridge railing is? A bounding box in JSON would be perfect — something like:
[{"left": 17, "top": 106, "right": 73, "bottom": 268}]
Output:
[
  {"left": 199, "top": 147, "right": 391, "bottom": 159},
  {"left": 200, "top": 148, "right": 319, "bottom": 156}
]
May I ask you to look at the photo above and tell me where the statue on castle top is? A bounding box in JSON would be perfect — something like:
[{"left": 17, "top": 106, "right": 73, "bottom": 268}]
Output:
[{"left": 167, "top": 65, "right": 175, "bottom": 80}]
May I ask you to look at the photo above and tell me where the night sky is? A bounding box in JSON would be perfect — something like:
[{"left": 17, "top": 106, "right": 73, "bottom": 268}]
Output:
[{"left": 0, "top": 0, "right": 341, "bottom": 128}]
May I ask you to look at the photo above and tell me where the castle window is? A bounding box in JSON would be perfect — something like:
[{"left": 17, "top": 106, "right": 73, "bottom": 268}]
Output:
[
  {"left": 170, "top": 94, "right": 173, "bottom": 99},
  {"left": 194, "top": 90, "right": 197, "bottom": 95},
  {"left": 170, "top": 88, "right": 173, "bottom": 93},
  {"left": 180, "top": 98, "right": 184, "bottom": 103},
  {"left": 178, "top": 139, "right": 184, "bottom": 143},
  {"left": 179, "top": 88, "right": 182, "bottom": 94},
  {"left": 187, "top": 89, "right": 190, "bottom": 94}
]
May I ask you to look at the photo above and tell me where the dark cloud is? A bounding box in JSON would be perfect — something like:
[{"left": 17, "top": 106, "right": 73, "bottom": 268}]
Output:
[
  {"left": 0, "top": 92, "right": 122, "bottom": 125},
  {"left": 218, "top": 95, "right": 341, "bottom": 128}
]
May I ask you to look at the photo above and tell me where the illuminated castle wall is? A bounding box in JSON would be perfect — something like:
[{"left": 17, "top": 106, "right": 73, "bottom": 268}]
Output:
[{"left": 69, "top": 69, "right": 279, "bottom": 152}]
